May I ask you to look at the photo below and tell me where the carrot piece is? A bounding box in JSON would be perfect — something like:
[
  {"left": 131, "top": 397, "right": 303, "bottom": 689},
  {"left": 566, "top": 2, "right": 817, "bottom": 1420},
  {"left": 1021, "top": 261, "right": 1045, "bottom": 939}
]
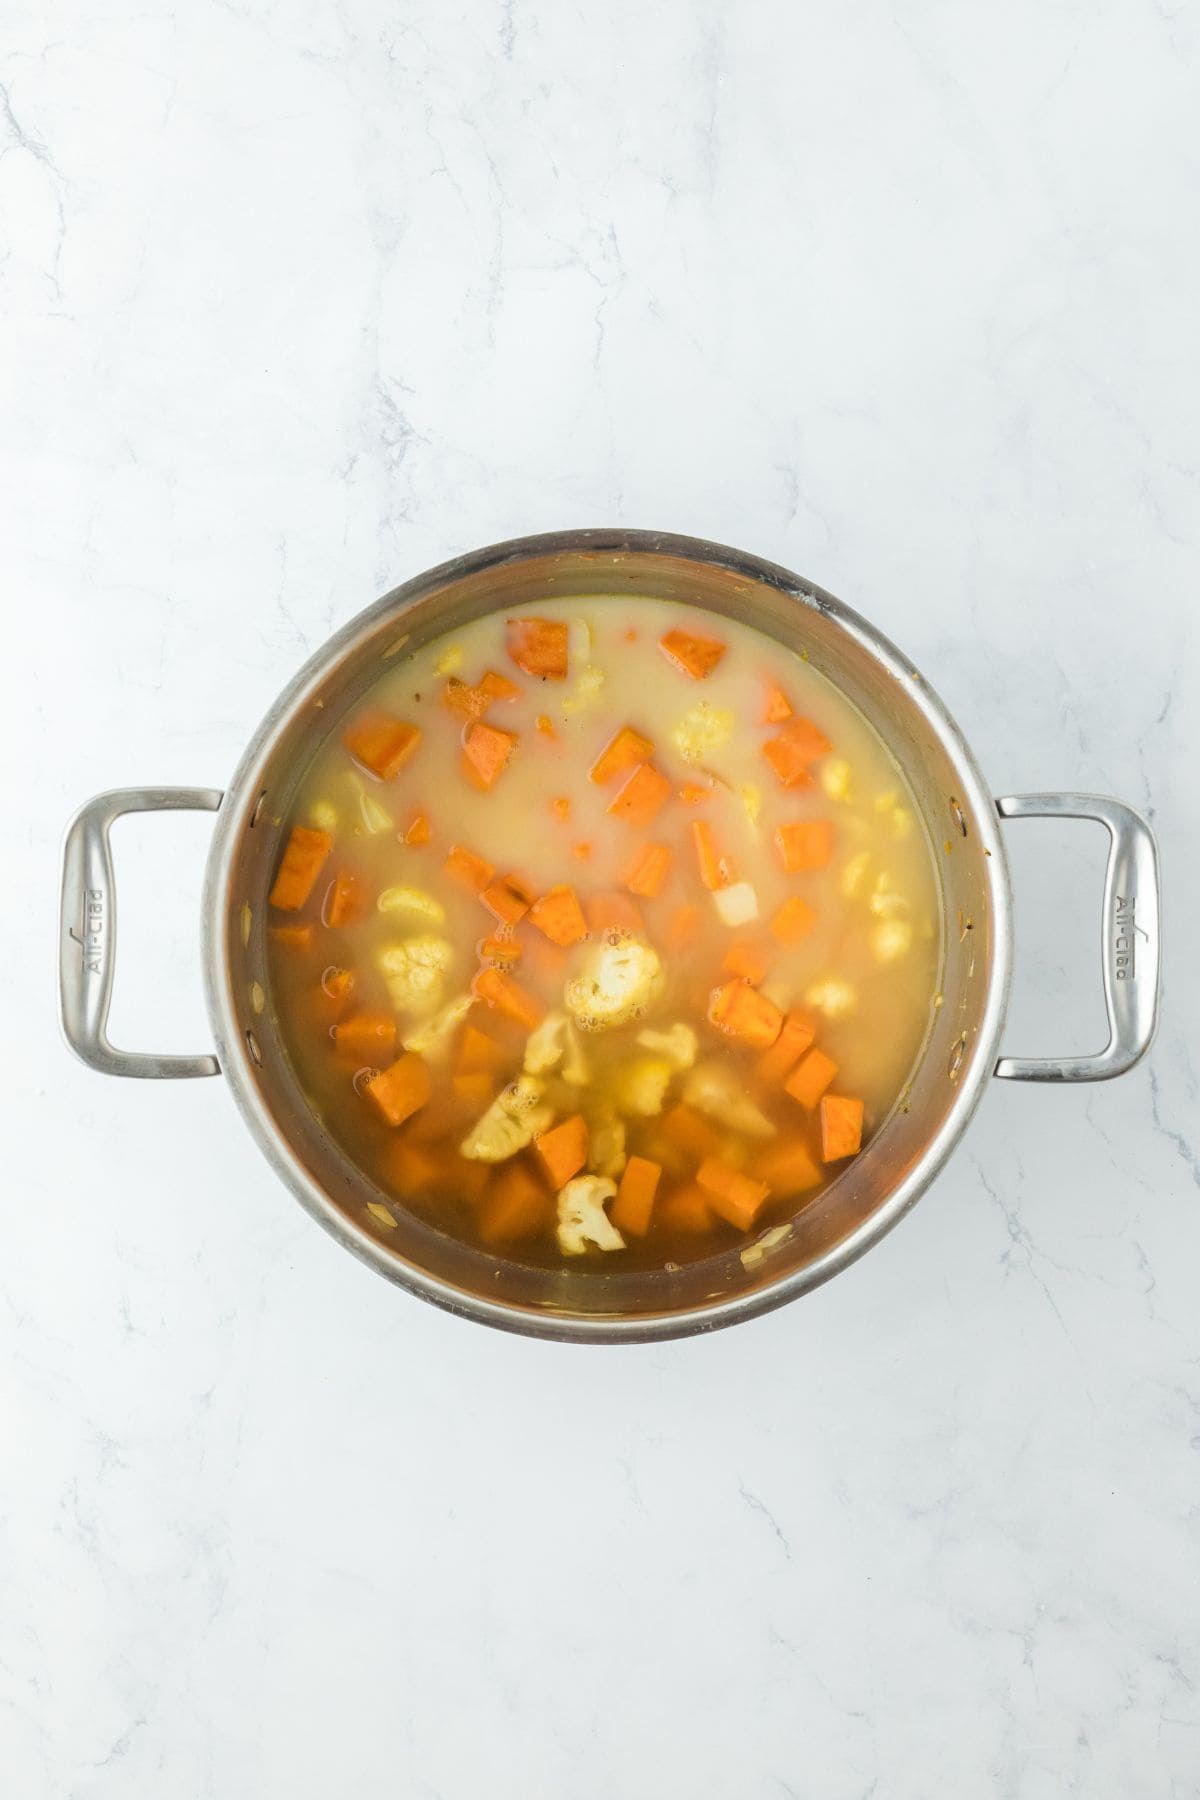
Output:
[
  {"left": 479, "top": 1159, "right": 552, "bottom": 1244},
  {"left": 755, "top": 1011, "right": 816, "bottom": 1084},
  {"left": 334, "top": 1011, "right": 397, "bottom": 1063},
  {"left": 655, "top": 1185, "right": 715, "bottom": 1233},
  {"left": 590, "top": 724, "right": 654, "bottom": 785},
  {"left": 506, "top": 617, "right": 569, "bottom": 680},
  {"left": 463, "top": 720, "right": 517, "bottom": 789},
  {"left": 480, "top": 934, "right": 523, "bottom": 966},
  {"left": 775, "top": 820, "right": 834, "bottom": 873},
  {"left": 529, "top": 885, "right": 588, "bottom": 947},
  {"left": 364, "top": 1052, "right": 432, "bottom": 1127},
  {"left": 534, "top": 1114, "right": 589, "bottom": 1188},
  {"left": 322, "top": 869, "right": 361, "bottom": 927},
  {"left": 445, "top": 844, "right": 494, "bottom": 892},
  {"left": 666, "top": 903, "right": 702, "bottom": 953},
  {"left": 471, "top": 966, "right": 544, "bottom": 1029},
  {"left": 708, "top": 979, "right": 783, "bottom": 1049},
  {"left": 753, "top": 1137, "right": 823, "bottom": 1197},
  {"left": 722, "top": 937, "right": 772, "bottom": 985},
  {"left": 785, "top": 1047, "right": 839, "bottom": 1111},
  {"left": 661, "top": 1103, "right": 723, "bottom": 1160},
  {"left": 820, "top": 1094, "right": 864, "bottom": 1162},
  {"left": 456, "top": 1025, "right": 505, "bottom": 1075},
  {"left": 607, "top": 761, "right": 672, "bottom": 828},
  {"left": 770, "top": 896, "right": 819, "bottom": 944},
  {"left": 692, "top": 819, "right": 733, "bottom": 890},
  {"left": 481, "top": 873, "right": 534, "bottom": 926},
  {"left": 404, "top": 812, "right": 431, "bottom": 845},
  {"left": 696, "top": 1157, "right": 771, "bottom": 1231},
  {"left": 551, "top": 796, "right": 571, "bottom": 821},
  {"left": 269, "top": 825, "right": 333, "bottom": 912},
  {"left": 585, "top": 891, "right": 646, "bottom": 936},
  {"left": 611, "top": 1156, "right": 662, "bottom": 1237},
  {"left": 763, "top": 718, "right": 832, "bottom": 787},
  {"left": 343, "top": 712, "right": 422, "bottom": 781},
  {"left": 537, "top": 714, "right": 558, "bottom": 739},
  {"left": 763, "top": 682, "right": 793, "bottom": 724},
  {"left": 624, "top": 841, "right": 673, "bottom": 899},
  {"left": 270, "top": 923, "right": 314, "bottom": 950},
  {"left": 659, "top": 627, "right": 727, "bottom": 680},
  {"left": 320, "top": 966, "right": 355, "bottom": 1003},
  {"left": 452, "top": 1071, "right": 495, "bottom": 1109},
  {"left": 678, "top": 782, "right": 711, "bottom": 805}
]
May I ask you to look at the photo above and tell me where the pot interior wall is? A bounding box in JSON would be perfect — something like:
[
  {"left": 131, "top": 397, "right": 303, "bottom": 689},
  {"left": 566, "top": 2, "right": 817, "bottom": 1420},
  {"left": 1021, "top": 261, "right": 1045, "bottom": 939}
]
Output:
[{"left": 214, "top": 541, "right": 1002, "bottom": 1331}]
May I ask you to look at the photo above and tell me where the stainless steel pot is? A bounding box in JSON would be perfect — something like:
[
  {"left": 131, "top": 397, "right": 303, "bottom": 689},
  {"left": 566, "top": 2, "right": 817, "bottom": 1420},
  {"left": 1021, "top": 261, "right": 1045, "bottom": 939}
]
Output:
[{"left": 58, "top": 531, "right": 1162, "bottom": 1342}]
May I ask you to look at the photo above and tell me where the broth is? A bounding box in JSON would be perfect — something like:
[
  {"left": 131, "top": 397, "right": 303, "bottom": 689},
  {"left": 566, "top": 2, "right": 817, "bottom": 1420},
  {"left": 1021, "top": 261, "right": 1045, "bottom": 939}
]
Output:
[{"left": 264, "top": 596, "right": 941, "bottom": 1270}]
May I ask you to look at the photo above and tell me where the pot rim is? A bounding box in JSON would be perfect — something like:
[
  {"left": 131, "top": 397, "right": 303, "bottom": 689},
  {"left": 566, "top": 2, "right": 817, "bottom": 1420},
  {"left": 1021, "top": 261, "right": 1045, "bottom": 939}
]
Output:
[{"left": 201, "top": 528, "right": 1012, "bottom": 1343}]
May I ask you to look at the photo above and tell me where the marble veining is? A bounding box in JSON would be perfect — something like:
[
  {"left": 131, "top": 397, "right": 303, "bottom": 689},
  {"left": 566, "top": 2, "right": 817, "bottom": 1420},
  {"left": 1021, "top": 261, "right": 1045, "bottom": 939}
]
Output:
[{"left": 4, "top": 1, "right": 1198, "bottom": 1794}]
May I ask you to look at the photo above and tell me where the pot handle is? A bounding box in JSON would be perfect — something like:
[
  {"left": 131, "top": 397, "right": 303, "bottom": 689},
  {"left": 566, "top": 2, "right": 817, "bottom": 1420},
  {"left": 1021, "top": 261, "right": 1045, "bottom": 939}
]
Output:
[
  {"left": 993, "top": 792, "right": 1160, "bottom": 1082},
  {"left": 59, "top": 787, "right": 224, "bottom": 1078}
]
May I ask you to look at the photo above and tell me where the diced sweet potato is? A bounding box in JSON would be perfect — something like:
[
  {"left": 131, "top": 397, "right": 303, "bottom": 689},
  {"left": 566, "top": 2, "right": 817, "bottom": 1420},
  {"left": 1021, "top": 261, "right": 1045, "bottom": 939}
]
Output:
[
  {"left": 624, "top": 842, "right": 673, "bottom": 899},
  {"left": 462, "top": 720, "right": 517, "bottom": 789},
  {"left": 696, "top": 1157, "right": 771, "bottom": 1231},
  {"left": 770, "top": 896, "right": 819, "bottom": 944},
  {"left": 654, "top": 1185, "right": 715, "bottom": 1232},
  {"left": 763, "top": 682, "right": 793, "bottom": 723},
  {"left": 323, "top": 869, "right": 361, "bottom": 927},
  {"left": 333, "top": 1011, "right": 397, "bottom": 1063},
  {"left": 270, "top": 923, "right": 314, "bottom": 950},
  {"left": 607, "top": 762, "right": 672, "bottom": 828},
  {"left": 479, "top": 1159, "right": 554, "bottom": 1244},
  {"left": 269, "top": 825, "right": 333, "bottom": 912},
  {"left": 763, "top": 718, "right": 832, "bottom": 787},
  {"left": 343, "top": 712, "right": 422, "bottom": 781},
  {"left": 753, "top": 1137, "right": 823, "bottom": 1197},
  {"left": 456, "top": 1025, "right": 505, "bottom": 1075},
  {"left": 785, "top": 1047, "right": 839, "bottom": 1110},
  {"left": 585, "top": 892, "right": 646, "bottom": 936},
  {"left": 363, "top": 1052, "right": 432, "bottom": 1127},
  {"left": 666, "top": 904, "right": 702, "bottom": 953},
  {"left": 820, "top": 1094, "right": 864, "bottom": 1161},
  {"left": 692, "top": 819, "right": 733, "bottom": 890},
  {"left": 755, "top": 1011, "right": 816, "bottom": 1084},
  {"left": 591, "top": 724, "right": 655, "bottom": 784},
  {"left": 660, "top": 1103, "right": 723, "bottom": 1160},
  {"left": 659, "top": 628, "right": 727, "bottom": 680},
  {"left": 611, "top": 1156, "right": 662, "bottom": 1237},
  {"left": 404, "top": 813, "right": 431, "bottom": 845},
  {"left": 722, "top": 938, "right": 773, "bottom": 985},
  {"left": 775, "top": 820, "right": 834, "bottom": 872},
  {"left": 445, "top": 845, "right": 494, "bottom": 891},
  {"left": 708, "top": 979, "right": 783, "bottom": 1050},
  {"left": 529, "top": 885, "right": 588, "bottom": 947},
  {"left": 506, "top": 617, "right": 569, "bottom": 680},
  {"left": 534, "top": 1114, "right": 589, "bottom": 1188},
  {"left": 472, "top": 966, "right": 544, "bottom": 1029},
  {"left": 481, "top": 873, "right": 535, "bottom": 925}
]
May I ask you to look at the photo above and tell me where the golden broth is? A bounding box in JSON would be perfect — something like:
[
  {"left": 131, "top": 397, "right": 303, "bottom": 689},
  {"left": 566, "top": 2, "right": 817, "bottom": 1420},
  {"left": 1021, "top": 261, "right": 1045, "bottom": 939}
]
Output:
[{"left": 264, "top": 596, "right": 941, "bottom": 1269}]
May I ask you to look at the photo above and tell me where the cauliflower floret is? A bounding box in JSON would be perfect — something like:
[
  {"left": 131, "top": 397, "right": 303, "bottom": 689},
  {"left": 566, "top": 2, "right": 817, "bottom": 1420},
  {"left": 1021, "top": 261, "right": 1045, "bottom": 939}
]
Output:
[
  {"left": 523, "top": 1010, "right": 590, "bottom": 1085},
  {"left": 890, "top": 806, "right": 913, "bottom": 839},
  {"left": 379, "top": 936, "right": 453, "bottom": 1017},
  {"left": 611, "top": 1055, "right": 674, "bottom": 1118},
  {"left": 556, "top": 1175, "right": 625, "bottom": 1255},
  {"left": 869, "top": 874, "right": 910, "bottom": 920},
  {"left": 564, "top": 935, "right": 665, "bottom": 1030},
  {"left": 636, "top": 1023, "right": 698, "bottom": 1069},
  {"left": 561, "top": 665, "right": 606, "bottom": 714},
  {"left": 671, "top": 701, "right": 734, "bottom": 765},
  {"left": 434, "top": 642, "right": 464, "bottom": 675},
  {"left": 308, "top": 799, "right": 338, "bottom": 833},
  {"left": 683, "top": 1060, "right": 776, "bottom": 1138},
  {"left": 713, "top": 881, "right": 759, "bottom": 928},
  {"left": 872, "top": 920, "right": 913, "bottom": 962},
  {"left": 584, "top": 1103, "right": 627, "bottom": 1178},
  {"left": 377, "top": 885, "right": 447, "bottom": 925},
  {"left": 402, "top": 991, "right": 475, "bottom": 1058},
  {"left": 739, "top": 783, "right": 764, "bottom": 827},
  {"left": 805, "top": 976, "right": 857, "bottom": 1019},
  {"left": 820, "top": 759, "right": 853, "bottom": 803},
  {"left": 460, "top": 1074, "right": 554, "bottom": 1163}
]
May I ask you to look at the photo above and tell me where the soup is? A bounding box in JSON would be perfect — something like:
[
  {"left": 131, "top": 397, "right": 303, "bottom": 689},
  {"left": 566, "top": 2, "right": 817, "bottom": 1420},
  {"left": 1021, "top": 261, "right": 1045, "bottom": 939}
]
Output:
[{"left": 264, "top": 597, "right": 941, "bottom": 1269}]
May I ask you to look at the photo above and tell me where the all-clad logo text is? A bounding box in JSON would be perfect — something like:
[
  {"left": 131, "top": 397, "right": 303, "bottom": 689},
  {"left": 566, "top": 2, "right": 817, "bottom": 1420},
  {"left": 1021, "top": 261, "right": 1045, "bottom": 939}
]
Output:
[
  {"left": 1113, "top": 894, "right": 1136, "bottom": 981},
  {"left": 70, "top": 887, "right": 106, "bottom": 974}
]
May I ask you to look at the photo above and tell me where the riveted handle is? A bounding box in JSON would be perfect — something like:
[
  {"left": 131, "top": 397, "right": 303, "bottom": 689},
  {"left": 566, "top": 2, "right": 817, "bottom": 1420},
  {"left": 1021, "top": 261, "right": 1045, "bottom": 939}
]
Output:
[
  {"left": 994, "top": 793, "right": 1161, "bottom": 1082},
  {"left": 59, "top": 787, "right": 224, "bottom": 1078}
]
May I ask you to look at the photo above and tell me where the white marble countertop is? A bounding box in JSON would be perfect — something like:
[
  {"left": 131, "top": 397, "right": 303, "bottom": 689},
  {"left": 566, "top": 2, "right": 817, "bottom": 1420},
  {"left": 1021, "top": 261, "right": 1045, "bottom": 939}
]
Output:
[{"left": 6, "top": 2, "right": 1198, "bottom": 1794}]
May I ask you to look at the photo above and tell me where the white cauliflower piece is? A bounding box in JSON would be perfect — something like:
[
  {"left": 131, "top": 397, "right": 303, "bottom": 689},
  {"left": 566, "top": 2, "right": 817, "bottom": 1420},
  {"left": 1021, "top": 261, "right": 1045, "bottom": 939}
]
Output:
[
  {"left": 377, "top": 885, "right": 446, "bottom": 925},
  {"left": 872, "top": 920, "right": 913, "bottom": 962},
  {"left": 584, "top": 1104, "right": 627, "bottom": 1178},
  {"left": 379, "top": 936, "right": 453, "bottom": 1017},
  {"left": 561, "top": 665, "right": 606, "bottom": 714},
  {"left": 523, "top": 1010, "right": 590, "bottom": 1086},
  {"left": 869, "top": 874, "right": 910, "bottom": 920},
  {"left": 611, "top": 1056, "right": 674, "bottom": 1118},
  {"left": 434, "top": 642, "right": 464, "bottom": 675},
  {"left": 308, "top": 799, "right": 338, "bottom": 833},
  {"left": 402, "top": 991, "right": 475, "bottom": 1058},
  {"left": 820, "top": 759, "right": 853, "bottom": 803},
  {"left": 460, "top": 1074, "right": 555, "bottom": 1163},
  {"left": 671, "top": 701, "right": 734, "bottom": 765},
  {"left": 739, "top": 783, "right": 764, "bottom": 827},
  {"left": 805, "top": 976, "right": 857, "bottom": 1019},
  {"left": 890, "top": 806, "right": 913, "bottom": 838},
  {"left": 556, "top": 1175, "right": 625, "bottom": 1256},
  {"left": 636, "top": 1023, "right": 698, "bottom": 1069},
  {"left": 713, "top": 881, "right": 759, "bottom": 928},
  {"left": 564, "top": 935, "right": 665, "bottom": 1030},
  {"left": 683, "top": 1060, "right": 776, "bottom": 1138}
]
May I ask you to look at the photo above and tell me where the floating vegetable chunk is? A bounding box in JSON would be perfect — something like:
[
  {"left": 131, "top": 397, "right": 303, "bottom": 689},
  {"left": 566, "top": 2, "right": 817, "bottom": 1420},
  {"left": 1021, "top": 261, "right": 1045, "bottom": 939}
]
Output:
[{"left": 264, "top": 591, "right": 939, "bottom": 1272}]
